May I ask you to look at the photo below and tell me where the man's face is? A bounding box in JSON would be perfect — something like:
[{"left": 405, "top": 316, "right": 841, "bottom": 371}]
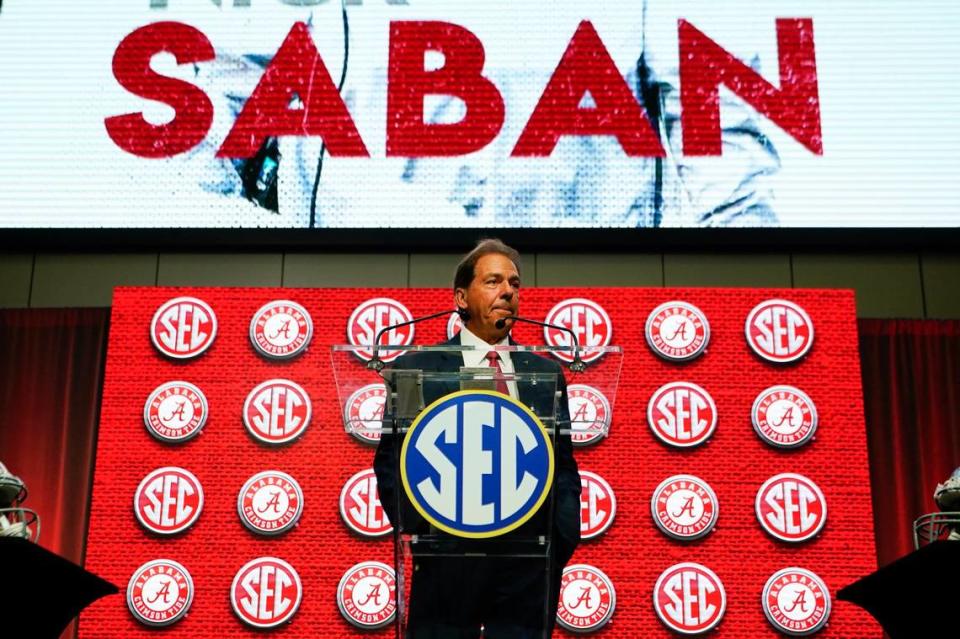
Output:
[{"left": 456, "top": 253, "right": 520, "bottom": 344}]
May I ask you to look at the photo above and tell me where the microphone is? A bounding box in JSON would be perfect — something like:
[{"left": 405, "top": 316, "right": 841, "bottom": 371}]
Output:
[
  {"left": 367, "top": 308, "right": 458, "bottom": 371},
  {"left": 495, "top": 315, "right": 587, "bottom": 373}
]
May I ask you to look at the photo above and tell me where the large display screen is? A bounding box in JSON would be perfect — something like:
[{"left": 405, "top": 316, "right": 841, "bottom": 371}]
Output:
[{"left": 1, "top": 1, "right": 957, "bottom": 229}]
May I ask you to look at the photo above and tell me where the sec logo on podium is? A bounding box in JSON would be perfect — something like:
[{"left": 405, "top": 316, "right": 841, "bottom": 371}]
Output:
[{"left": 400, "top": 390, "right": 555, "bottom": 538}]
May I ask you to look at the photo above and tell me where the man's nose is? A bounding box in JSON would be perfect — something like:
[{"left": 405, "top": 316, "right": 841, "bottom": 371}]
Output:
[{"left": 498, "top": 282, "right": 516, "bottom": 298}]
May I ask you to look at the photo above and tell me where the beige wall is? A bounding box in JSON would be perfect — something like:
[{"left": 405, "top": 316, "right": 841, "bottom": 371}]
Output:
[{"left": 1, "top": 251, "right": 957, "bottom": 318}]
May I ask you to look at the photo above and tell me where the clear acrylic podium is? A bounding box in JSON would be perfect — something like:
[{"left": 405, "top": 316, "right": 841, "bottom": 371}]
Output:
[{"left": 332, "top": 344, "right": 622, "bottom": 638}]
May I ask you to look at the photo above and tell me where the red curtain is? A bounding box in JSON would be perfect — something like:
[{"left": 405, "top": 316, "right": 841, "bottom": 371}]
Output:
[
  {"left": 859, "top": 319, "right": 960, "bottom": 566},
  {"left": 0, "top": 308, "right": 108, "bottom": 564}
]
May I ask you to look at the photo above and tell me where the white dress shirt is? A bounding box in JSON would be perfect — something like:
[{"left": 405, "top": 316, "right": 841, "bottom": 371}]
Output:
[{"left": 458, "top": 326, "right": 519, "bottom": 399}]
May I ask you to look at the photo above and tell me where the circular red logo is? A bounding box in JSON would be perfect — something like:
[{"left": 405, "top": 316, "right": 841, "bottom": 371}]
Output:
[
  {"left": 645, "top": 301, "right": 710, "bottom": 361},
  {"left": 745, "top": 299, "right": 814, "bottom": 364},
  {"left": 133, "top": 467, "right": 203, "bottom": 535},
  {"left": 752, "top": 386, "right": 818, "bottom": 448},
  {"left": 567, "top": 384, "right": 611, "bottom": 446},
  {"left": 126, "top": 559, "right": 194, "bottom": 627},
  {"left": 143, "top": 381, "right": 208, "bottom": 444},
  {"left": 762, "top": 567, "right": 832, "bottom": 636},
  {"left": 230, "top": 557, "right": 302, "bottom": 629},
  {"left": 249, "top": 300, "right": 313, "bottom": 360},
  {"left": 756, "top": 473, "right": 827, "bottom": 543},
  {"left": 337, "top": 561, "right": 397, "bottom": 629},
  {"left": 556, "top": 564, "right": 616, "bottom": 633},
  {"left": 150, "top": 296, "right": 217, "bottom": 359},
  {"left": 237, "top": 471, "right": 304, "bottom": 536},
  {"left": 653, "top": 562, "right": 726, "bottom": 634},
  {"left": 347, "top": 297, "right": 414, "bottom": 363},
  {"left": 651, "top": 475, "right": 719, "bottom": 541},
  {"left": 447, "top": 311, "right": 464, "bottom": 340},
  {"left": 243, "top": 379, "right": 312, "bottom": 446},
  {"left": 340, "top": 468, "right": 392, "bottom": 537},
  {"left": 343, "top": 383, "right": 387, "bottom": 445},
  {"left": 647, "top": 382, "right": 717, "bottom": 448},
  {"left": 579, "top": 471, "right": 616, "bottom": 540},
  {"left": 543, "top": 298, "right": 612, "bottom": 364}
]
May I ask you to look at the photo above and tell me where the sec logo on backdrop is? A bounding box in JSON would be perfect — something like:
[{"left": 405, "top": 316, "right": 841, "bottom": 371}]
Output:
[
  {"left": 150, "top": 296, "right": 217, "bottom": 359},
  {"left": 231, "top": 557, "right": 302, "bottom": 629},
  {"left": 579, "top": 471, "right": 616, "bottom": 540},
  {"left": 126, "top": 559, "right": 194, "bottom": 627},
  {"left": 401, "top": 391, "right": 554, "bottom": 538},
  {"left": 347, "top": 297, "right": 414, "bottom": 363},
  {"left": 746, "top": 299, "right": 814, "bottom": 363},
  {"left": 340, "top": 468, "right": 392, "bottom": 537},
  {"left": 756, "top": 473, "right": 827, "bottom": 543},
  {"left": 544, "top": 298, "right": 612, "bottom": 364},
  {"left": 647, "top": 382, "right": 717, "bottom": 448},
  {"left": 134, "top": 467, "right": 203, "bottom": 535},
  {"left": 243, "top": 379, "right": 312, "bottom": 445},
  {"left": 653, "top": 562, "right": 726, "bottom": 634}
]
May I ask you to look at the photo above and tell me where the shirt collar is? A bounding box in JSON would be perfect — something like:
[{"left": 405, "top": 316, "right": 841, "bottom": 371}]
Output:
[{"left": 459, "top": 325, "right": 510, "bottom": 350}]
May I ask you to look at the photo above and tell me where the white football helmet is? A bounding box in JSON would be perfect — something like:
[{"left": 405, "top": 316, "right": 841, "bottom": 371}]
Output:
[
  {"left": 0, "top": 462, "right": 40, "bottom": 542},
  {"left": 914, "top": 465, "right": 960, "bottom": 548}
]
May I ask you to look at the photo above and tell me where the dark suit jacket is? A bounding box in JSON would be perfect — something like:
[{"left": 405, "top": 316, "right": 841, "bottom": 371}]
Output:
[{"left": 373, "top": 336, "right": 581, "bottom": 557}]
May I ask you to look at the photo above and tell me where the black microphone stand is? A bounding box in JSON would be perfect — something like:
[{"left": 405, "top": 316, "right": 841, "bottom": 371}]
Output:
[
  {"left": 495, "top": 315, "right": 587, "bottom": 373},
  {"left": 366, "top": 309, "right": 460, "bottom": 371}
]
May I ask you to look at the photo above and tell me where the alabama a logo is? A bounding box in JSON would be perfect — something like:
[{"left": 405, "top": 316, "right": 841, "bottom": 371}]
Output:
[
  {"left": 249, "top": 300, "right": 313, "bottom": 359},
  {"left": 543, "top": 298, "right": 612, "bottom": 364},
  {"left": 567, "top": 384, "right": 611, "bottom": 446},
  {"left": 651, "top": 475, "right": 719, "bottom": 541},
  {"left": 143, "top": 381, "right": 208, "bottom": 444},
  {"left": 401, "top": 390, "right": 554, "bottom": 538},
  {"left": 756, "top": 473, "right": 827, "bottom": 543},
  {"left": 447, "top": 311, "right": 464, "bottom": 340},
  {"left": 150, "top": 296, "right": 217, "bottom": 359},
  {"left": 337, "top": 561, "right": 397, "bottom": 629},
  {"left": 343, "top": 383, "right": 387, "bottom": 445},
  {"left": 231, "top": 557, "right": 302, "bottom": 629},
  {"left": 654, "top": 562, "right": 726, "bottom": 634},
  {"left": 237, "top": 471, "right": 304, "bottom": 536},
  {"left": 243, "top": 379, "right": 312, "bottom": 445},
  {"left": 579, "top": 471, "right": 616, "bottom": 540},
  {"left": 645, "top": 301, "right": 710, "bottom": 361},
  {"left": 340, "top": 468, "right": 392, "bottom": 537},
  {"left": 347, "top": 297, "right": 414, "bottom": 363},
  {"left": 556, "top": 564, "right": 616, "bottom": 633},
  {"left": 762, "top": 567, "right": 832, "bottom": 636},
  {"left": 134, "top": 467, "right": 203, "bottom": 535},
  {"left": 647, "top": 382, "right": 718, "bottom": 448},
  {"left": 127, "top": 559, "right": 194, "bottom": 627},
  {"left": 746, "top": 299, "right": 814, "bottom": 363},
  {"left": 752, "top": 385, "right": 818, "bottom": 448}
]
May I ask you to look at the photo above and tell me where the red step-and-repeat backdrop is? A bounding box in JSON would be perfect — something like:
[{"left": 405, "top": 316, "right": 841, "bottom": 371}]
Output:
[{"left": 80, "top": 286, "right": 880, "bottom": 637}]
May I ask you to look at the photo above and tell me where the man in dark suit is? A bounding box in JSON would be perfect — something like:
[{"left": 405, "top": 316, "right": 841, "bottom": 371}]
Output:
[{"left": 374, "top": 239, "right": 581, "bottom": 639}]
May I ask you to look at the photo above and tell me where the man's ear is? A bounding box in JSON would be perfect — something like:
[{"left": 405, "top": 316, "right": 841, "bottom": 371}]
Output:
[{"left": 454, "top": 289, "right": 469, "bottom": 318}]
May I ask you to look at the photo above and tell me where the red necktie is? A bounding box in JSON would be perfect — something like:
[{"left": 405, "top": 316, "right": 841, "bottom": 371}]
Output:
[{"left": 485, "top": 351, "right": 510, "bottom": 396}]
